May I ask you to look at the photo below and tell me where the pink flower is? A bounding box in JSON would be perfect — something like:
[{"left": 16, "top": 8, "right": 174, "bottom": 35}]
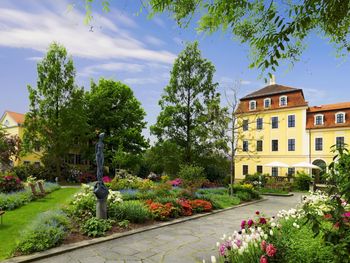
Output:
[
  {"left": 342, "top": 212, "right": 350, "bottom": 218},
  {"left": 241, "top": 220, "right": 246, "bottom": 229},
  {"left": 260, "top": 240, "right": 267, "bottom": 251},
  {"left": 219, "top": 243, "right": 226, "bottom": 256},
  {"left": 266, "top": 244, "right": 277, "bottom": 257},
  {"left": 248, "top": 219, "right": 254, "bottom": 227},
  {"left": 259, "top": 217, "right": 267, "bottom": 225},
  {"left": 102, "top": 176, "right": 111, "bottom": 183},
  {"left": 260, "top": 255, "right": 268, "bottom": 263}
]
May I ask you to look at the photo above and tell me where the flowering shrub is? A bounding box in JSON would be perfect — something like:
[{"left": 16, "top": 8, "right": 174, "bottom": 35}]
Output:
[
  {"left": 78, "top": 172, "right": 96, "bottom": 183},
  {"left": 168, "top": 178, "right": 182, "bottom": 187},
  {"left": 70, "top": 184, "right": 122, "bottom": 218},
  {"left": 103, "top": 176, "right": 112, "bottom": 183},
  {"left": 145, "top": 200, "right": 177, "bottom": 220},
  {"left": 177, "top": 198, "right": 193, "bottom": 216},
  {"left": 190, "top": 199, "right": 212, "bottom": 213},
  {"left": 0, "top": 174, "right": 24, "bottom": 193},
  {"left": 110, "top": 174, "right": 154, "bottom": 191}
]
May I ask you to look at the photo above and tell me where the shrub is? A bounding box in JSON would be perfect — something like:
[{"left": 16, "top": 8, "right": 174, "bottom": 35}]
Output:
[
  {"left": 243, "top": 173, "right": 268, "bottom": 187},
  {"left": 178, "top": 165, "right": 206, "bottom": 195},
  {"left": 81, "top": 217, "right": 113, "bottom": 237},
  {"left": 145, "top": 200, "right": 179, "bottom": 220},
  {"left": 16, "top": 210, "right": 70, "bottom": 254},
  {"left": 109, "top": 200, "right": 152, "bottom": 223},
  {"left": 293, "top": 171, "right": 311, "bottom": 191},
  {"left": 0, "top": 189, "right": 33, "bottom": 210},
  {"left": 230, "top": 184, "right": 260, "bottom": 200},
  {"left": 177, "top": 198, "right": 193, "bottom": 216},
  {"left": 78, "top": 172, "right": 96, "bottom": 183},
  {"left": 0, "top": 174, "right": 24, "bottom": 193},
  {"left": 190, "top": 199, "right": 212, "bottom": 212},
  {"left": 44, "top": 182, "right": 61, "bottom": 193}
]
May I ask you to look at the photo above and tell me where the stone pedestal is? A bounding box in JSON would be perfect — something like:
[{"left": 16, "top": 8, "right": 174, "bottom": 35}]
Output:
[{"left": 96, "top": 198, "right": 107, "bottom": 219}]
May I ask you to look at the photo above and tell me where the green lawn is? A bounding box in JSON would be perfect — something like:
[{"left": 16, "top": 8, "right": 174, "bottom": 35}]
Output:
[{"left": 0, "top": 188, "right": 80, "bottom": 260}]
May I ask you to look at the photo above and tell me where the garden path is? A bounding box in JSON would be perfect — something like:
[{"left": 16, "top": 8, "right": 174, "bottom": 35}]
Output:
[{"left": 35, "top": 193, "right": 303, "bottom": 263}]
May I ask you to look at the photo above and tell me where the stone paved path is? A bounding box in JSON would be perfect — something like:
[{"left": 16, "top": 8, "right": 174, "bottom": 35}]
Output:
[{"left": 35, "top": 193, "right": 303, "bottom": 263}]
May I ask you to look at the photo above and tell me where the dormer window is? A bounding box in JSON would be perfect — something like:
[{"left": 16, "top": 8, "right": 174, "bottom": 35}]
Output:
[
  {"left": 264, "top": 98, "right": 271, "bottom": 108},
  {"left": 4, "top": 120, "right": 9, "bottom": 126},
  {"left": 335, "top": 112, "right": 345, "bottom": 124},
  {"left": 249, "top": 100, "right": 256, "bottom": 110},
  {"left": 279, "top": 96, "right": 288, "bottom": 106},
  {"left": 314, "top": 114, "right": 324, "bottom": 125}
]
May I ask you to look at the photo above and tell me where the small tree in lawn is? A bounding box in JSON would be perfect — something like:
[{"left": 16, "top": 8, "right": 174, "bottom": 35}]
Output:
[
  {"left": 0, "top": 127, "right": 21, "bottom": 171},
  {"left": 151, "top": 41, "right": 228, "bottom": 165},
  {"left": 23, "top": 42, "right": 89, "bottom": 180}
]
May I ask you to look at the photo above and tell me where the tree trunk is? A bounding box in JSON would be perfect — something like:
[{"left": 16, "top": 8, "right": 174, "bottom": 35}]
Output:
[
  {"left": 185, "top": 86, "right": 191, "bottom": 163},
  {"left": 230, "top": 113, "right": 236, "bottom": 196}
]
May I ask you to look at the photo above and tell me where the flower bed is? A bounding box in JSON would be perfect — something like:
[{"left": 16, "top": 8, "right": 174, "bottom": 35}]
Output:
[{"left": 211, "top": 191, "right": 349, "bottom": 263}]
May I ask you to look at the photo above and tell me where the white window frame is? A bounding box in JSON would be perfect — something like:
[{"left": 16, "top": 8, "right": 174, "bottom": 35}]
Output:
[
  {"left": 279, "top": 95, "right": 288, "bottom": 106},
  {"left": 249, "top": 100, "right": 257, "bottom": 111},
  {"left": 314, "top": 114, "right": 324, "bottom": 125},
  {"left": 264, "top": 98, "right": 271, "bottom": 108},
  {"left": 335, "top": 112, "right": 346, "bottom": 124}
]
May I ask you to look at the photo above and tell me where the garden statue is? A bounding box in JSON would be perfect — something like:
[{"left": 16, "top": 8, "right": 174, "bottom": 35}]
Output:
[{"left": 94, "top": 133, "right": 109, "bottom": 219}]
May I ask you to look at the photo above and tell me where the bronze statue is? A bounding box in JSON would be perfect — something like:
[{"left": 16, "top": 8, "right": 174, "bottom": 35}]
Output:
[{"left": 94, "top": 133, "right": 109, "bottom": 205}]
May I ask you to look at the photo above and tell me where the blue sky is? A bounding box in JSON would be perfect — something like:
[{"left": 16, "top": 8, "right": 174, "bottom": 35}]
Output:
[{"left": 1, "top": 0, "right": 350, "bottom": 139}]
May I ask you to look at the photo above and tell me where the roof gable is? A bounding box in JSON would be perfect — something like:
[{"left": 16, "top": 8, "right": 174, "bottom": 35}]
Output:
[
  {"left": 0, "top": 111, "right": 25, "bottom": 126},
  {"left": 241, "top": 84, "right": 302, "bottom": 100}
]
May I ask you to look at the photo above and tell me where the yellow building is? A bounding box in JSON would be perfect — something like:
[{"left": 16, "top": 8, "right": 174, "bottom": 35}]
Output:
[
  {"left": 235, "top": 80, "right": 349, "bottom": 181},
  {"left": 0, "top": 111, "right": 41, "bottom": 167}
]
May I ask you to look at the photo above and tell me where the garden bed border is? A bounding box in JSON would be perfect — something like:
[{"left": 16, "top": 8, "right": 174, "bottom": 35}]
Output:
[
  {"left": 261, "top": 193, "right": 294, "bottom": 197},
  {"left": 3, "top": 198, "right": 266, "bottom": 263}
]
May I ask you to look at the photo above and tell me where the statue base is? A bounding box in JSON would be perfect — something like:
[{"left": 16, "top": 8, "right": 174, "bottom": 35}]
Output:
[{"left": 96, "top": 198, "right": 108, "bottom": 219}]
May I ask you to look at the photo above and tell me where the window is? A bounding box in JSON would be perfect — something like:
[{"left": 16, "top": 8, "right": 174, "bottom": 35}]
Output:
[
  {"left": 23, "top": 161, "right": 30, "bottom": 165},
  {"left": 279, "top": 96, "right": 288, "bottom": 106},
  {"left": 243, "top": 165, "right": 248, "bottom": 175},
  {"left": 287, "top": 168, "right": 295, "bottom": 176},
  {"left": 271, "top": 116, "right": 278, "bottom": 129},
  {"left": 243, "top": 140, "right": 249, "bottom": 152},
  {"left": 272, "top": 167, "right": 278, "bottom": 176},
  {"left": 257, "top": 165, "right": 263, "bottom": 174},
  {"left": 34, "top": 162, "right": 40, "bottom": 168},
  {"left": 243, "top": 119, "right": 248, "bottom": 131},
  {"left": 288, "top": 115, "right": 295, "bottom": 128},
  {"left": 264, "top": 98, "right": 271, "bottom": 108},
  {"left": 4, "top": 120, "right": 9, "bottom": 126},
  {"left": 256, "top": 118, "right": 263, "bottom": 130},
  {"left": 315, "top": 114, "right": 324, "bottom": 125},
  {"left": 249, "top": 100, "right": 256, "bottom": 110},
  {"left": 257, "top": 140, "right": 263, "bottom": 151},
  {"left": 315, "top": 138, "right": 323, "bottom": 151},
  {"left": 76, "top": 154, "right": 82, "bottom": 165},
  {"left": 288, "top": 139, "right": 295, "bottom": 151},
  {"left": 34, "top": 142, "right": 41, "bottom": 152},
  {"left": 272, "top": 140, "right": 279, "bottom": 151},
  {"left": 336, "top": 112, "right": 345, "bottom": 124},
  {"left": 336, "top": 137, "right": 345, "bottom": 149}
]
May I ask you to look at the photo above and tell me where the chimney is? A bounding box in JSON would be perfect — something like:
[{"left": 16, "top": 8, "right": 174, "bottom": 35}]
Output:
[{"left": 269, "top": 75, "right": 276, "bottom": 85}]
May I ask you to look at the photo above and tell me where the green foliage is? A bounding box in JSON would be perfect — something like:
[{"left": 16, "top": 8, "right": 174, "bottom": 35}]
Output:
[
  {"left": 178, "top": 164, "right": 206, "bottom": 188},
  {"left": 118, "top": 219, "right": 130, "bottom": 228},
  {"left": 81, "top": 217, "right": 113, "bottom": 237},
  {"left": 15, "top": 210, "right": 70, "bottom": 254},
  {"left": 108, "top": 200, "right": 152, "bottom": 223},
  {"left": 110, "top": 172, "right": 154, "bottom": 191},
  {"left": 243, "top": 173, "right": 268, "bottom": 187},
  {"left": 293, "top": 171, "right": 312, "bottom": 191},
  {"left": 86, "top": 79, "right": 149, "bottom": 170},
  {"left": 0, "top": 174, "right": 24, "bottom": 193},
  {"left": 199, "top": 193, "right": 240, "bottom": 209},
  {"left": 230, "top": 184, "right": 260, "bottom": 201},
  {"left": 23, "top": 42, "right": 89, "bottom": 179},
  {"left": 148, "top": 0, "right": 350, "bottom": 77},
  {"left": 151, "top": 42, "right": 228, "bottom": 163},
  {"left": 11, "top": 164, "right": 47, "bottom": 181},
  {"left": 269, "top": 219, "right": 335, "bottom": 263}
]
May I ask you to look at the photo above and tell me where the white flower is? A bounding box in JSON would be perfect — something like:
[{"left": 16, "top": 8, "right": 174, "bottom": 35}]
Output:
[
  {"left": 271, "top": 222, "right": 276, "bottom": 228},
  {"left": 269, "top": 230, "right": 274, "bottom": 236},
  {"left": 211, "top": 256, "right": 217, "bottom": 263},
  {"left": 242, "top": 229, "right": 246, "bottom": 234},
  {"left": 216, "top": 242, "right": 220, "bottom": 247}
]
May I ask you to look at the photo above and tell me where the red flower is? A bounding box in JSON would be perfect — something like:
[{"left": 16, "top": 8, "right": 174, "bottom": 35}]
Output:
[
  {"left": 259, "top": 217, "right": 267, "bottom": 224},
  {"left": 241, "top": 220, "right": 246, "bottom": 229},
  {"left": 324, "top": 214, "right": 332, "bottom": 219},
  {"left": 256, "top": 211, "right": 260, "bottom": 215},
  {"left": 266, "top": 244, "right": 277, "bottom": 257},
  {"left": 260, "top": 255, "right": 268, "bottom": 263},
  {"left": 248, "top": 219, "right": 254, "bottom": 227},
  {"left": 260, "top": 240, "right": 267, "bottom": 251}
]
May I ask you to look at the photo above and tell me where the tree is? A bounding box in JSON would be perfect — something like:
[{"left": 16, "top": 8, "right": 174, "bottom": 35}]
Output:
[
  {"left": 85, "top": 79, "right": 149, "bottom": 171},
  {"left": 147, "top": 0, "right": 350, "bottom": 77},
  {"left": 23, "top": 42, "right": 89, "bottom": 179},
  {"left": 0, "top": 127, "right": 21, "bottom": 171},
  {"left": 151, "top": 42, "right": 228, "bottom": 164}
]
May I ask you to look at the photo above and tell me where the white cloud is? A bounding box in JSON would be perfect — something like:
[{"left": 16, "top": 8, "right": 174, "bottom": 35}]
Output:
[
  {"left": 241, "top": 80, "right": 252, "bottom": 85},
  {"left": 26, "top": 56, "right": 42, "bottom": 61},
  {"left": 145, "top": 36, "right": 165, "bottom": 46},
  {"left": 0, "top": 3, "right": 176, "bottom": 64},
  {"left": 153, "top": 17, "right": 165, "bottom": 28},
  {"left": 79, "top": 62, "right": 145, "bottom": 77}
]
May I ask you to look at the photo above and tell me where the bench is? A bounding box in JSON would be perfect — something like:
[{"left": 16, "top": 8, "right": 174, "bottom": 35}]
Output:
[{"left": 0, "top": 211, "right": 5, "bottom": 225}]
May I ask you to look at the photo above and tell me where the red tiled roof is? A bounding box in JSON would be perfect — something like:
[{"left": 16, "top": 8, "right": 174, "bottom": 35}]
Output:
[
  {"left": 5, "top": 111, "right": 25, "bottom": 124},
  {"left": 308, "top": 102, "right": 350, "bottom": 112},
  {"left": 241, "top": 84, "right": 302, "bottom": 100}
]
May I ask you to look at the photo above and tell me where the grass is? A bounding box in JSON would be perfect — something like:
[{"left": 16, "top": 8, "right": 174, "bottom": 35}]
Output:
[
  {"left": 0, "top": 188, "right": 80, "bottom": 260},
  {"left": 259, "top": 188, "right": 290, "bottom": 195}
]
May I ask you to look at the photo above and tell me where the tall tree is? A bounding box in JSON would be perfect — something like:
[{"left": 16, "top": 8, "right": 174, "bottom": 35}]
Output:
[
  {"left": 151, "top": 42, "right": 228, "bottom": 164},
  {"left": 23, "top": 42, "right": 88, "bottom": 179},
  {"left": 0, "top": 127, "right": 21, "bottom": 170},
  {"left": 86, "top": 79, "right": 149, "bottom": 170}
]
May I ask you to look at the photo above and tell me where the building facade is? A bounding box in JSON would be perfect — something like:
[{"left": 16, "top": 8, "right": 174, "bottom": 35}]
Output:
[
  {"left": 235, "top": 81, "right": 349, "bottom": 180},
  {"left": 0, "top": 111, "right": 41, "bottom": 166}
]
